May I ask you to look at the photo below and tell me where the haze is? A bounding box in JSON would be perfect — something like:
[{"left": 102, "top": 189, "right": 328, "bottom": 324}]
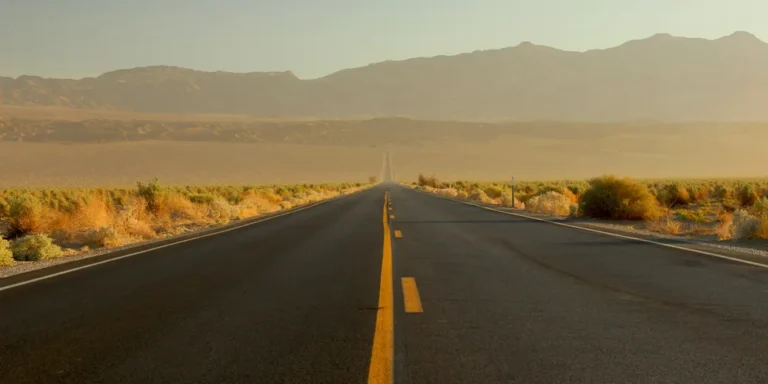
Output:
[{"left": 2, "top": 0, "right": 767, "bottom": 79}]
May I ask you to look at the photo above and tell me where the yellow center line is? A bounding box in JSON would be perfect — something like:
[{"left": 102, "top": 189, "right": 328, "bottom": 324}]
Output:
[
  {"left": 368, "top": 192, "right": 394, "bottom": 384},
  {"left": 401, "top": 277, "right": 424, "bottom": 313},
  {"left": 390, "top": 215, "right": 395, "bottom": 220},
  {"left": 394, "top": 230, "right": 403, "bottom": 238}
]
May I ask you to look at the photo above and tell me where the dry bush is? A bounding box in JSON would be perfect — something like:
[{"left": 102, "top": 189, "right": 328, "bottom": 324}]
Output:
[
  {"left": 0, "top": 238, "right": 15, "bottom": 266},
  {"left": 7, "top": 194, "right": 49, "bottom": 237},
  {"left": 716, "top": 211, "right": 734, "bottom": 240},
  {"left": 417, "top": 174, "right": 441, "bottom": 188},
  {"left": 560, "top": 188, "right": 579, "bottom": 204},
  {"left": 525, "top": 191, "right": 574, "bottom": 216},
  {"left": 456, "top": 190, "right": 469, "bottom": 199},
  {"left": 659, "top": 184, "right": 691, "bottom": 207},
  {"left": 113, "top": 196, "right": 156, "bottom": 240},
  {"left": 483, "top": 186, "right": 505, "bottom": 200},
  {"left": 11, "top": 234, "right": 64, "bottom": 261},
  {"left": 580, "top": 175, "right": 662, "bottom": 220},
  {"left": 436, "top": 188, "right": 459, "bottom": 198},
  {"left": 646, "top": 217, "right": 683, "bottom": 235},
  {"left": 83, "top": 227, "right": 124, "bottom": 248},
  {"left": 500, "top": 194, "right": 525, "bottom": 209},
  {"left": 739, "top": 185, "right": 760, "bottom": 207},
  {"left": 207, "top": 198, "right": 240, "bottom": 224},
  {"left": 730, "top": 210, "right": 762, "bottom": 240},
  {"left": 468, "top": 189, "right": 493, "bottom": 204}
]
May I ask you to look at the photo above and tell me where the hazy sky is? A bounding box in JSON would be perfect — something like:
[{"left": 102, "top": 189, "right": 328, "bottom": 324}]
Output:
[{"left": 1, "top": 0, "right": 765, "bottom": 79}]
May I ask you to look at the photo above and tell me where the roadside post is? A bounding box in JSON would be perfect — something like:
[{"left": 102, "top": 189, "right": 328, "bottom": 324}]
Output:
[{"left": 511, "top": 176, "right": 516, "bottom": 209}]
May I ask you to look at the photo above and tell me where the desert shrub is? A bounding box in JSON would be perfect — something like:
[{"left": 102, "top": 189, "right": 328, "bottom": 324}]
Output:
[
  {"left": 739, "top": 185, "right": 760, "bottom": 207},
  {"left": 11, "top": 234, "right": 64, "bottom": 261},
  {"left": 84, "top": 227, "right": 123, "bottom": 248},
  {"left": 137, "top": 178, "right": 163, "bottom": 212},
  {"left": 369, "top": 176, "right": 379, "bottom": 184},
  {"left": 659, "top": 184, "right": 691, "bottom": 207},
  {"left": 207, "top": 198, "right": 240, "bottom": 224},
  {"left": 525, "top": 191, "right": 574, "bottom": 216},
  {"left": 483, "top": 186, "right": 505, "bottom": 200},
  {"left": 8, "top": 194, "right": 48, "bottom": 237},
  {"left": 436, "top": 188, "right": 459, "bottom": 197},
  {"left": 646, "top": 217, "right": 683, "bottom": 235},
  {"left": 730, "top": 210, "right": 762, "bottom": 240},
  {"left": 500, "top": 194, "right": 525, "bottom": 209},
  {"left": 714, "top": 185, "right": 734, "bottom": 201},
  {"left": 468, "top": 189, "right": 493, "bottom": 204},
  {"left": 579, "top": 175, "right": 661, "bottom": 220},
  {"left": 189, "top": 193, "right": 216, "bottom": 205},
  {"left": 0, "top": 238, "right": 15, "bottom": 267},
  {"left": 417, "top": 174, "right": 440, "bottom": 188}
]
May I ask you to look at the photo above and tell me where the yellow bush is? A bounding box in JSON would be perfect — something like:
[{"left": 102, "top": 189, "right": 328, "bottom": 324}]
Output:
[
  {"left": 0, "top": 238, "right": 15, "bottom": 267},
  {"left": 579, "top": 175, "right": 662, "bottom": 220},
  {"left": 525, "top": 191, "right": 574, "bottom": 216}
]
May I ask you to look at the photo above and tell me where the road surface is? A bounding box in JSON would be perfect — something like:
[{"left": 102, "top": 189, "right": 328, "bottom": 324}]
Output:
[{"left": 2, "top": 184, "right": 768, "bottom": 383}]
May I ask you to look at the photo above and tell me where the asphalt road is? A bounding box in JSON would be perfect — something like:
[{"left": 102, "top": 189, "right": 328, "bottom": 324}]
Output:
[{"left": 3, "top": 184, "right": 768, "bottom": 383}]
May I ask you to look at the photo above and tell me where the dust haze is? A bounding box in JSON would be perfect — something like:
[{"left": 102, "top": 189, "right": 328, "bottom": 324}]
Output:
[{"left": 2, "top": 32, "right": 767, "bottom": 186}]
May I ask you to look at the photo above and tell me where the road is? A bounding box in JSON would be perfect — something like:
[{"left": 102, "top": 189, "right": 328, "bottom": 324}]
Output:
[{"left": 3, "top": 184, "right": 768, "bottom": 383}]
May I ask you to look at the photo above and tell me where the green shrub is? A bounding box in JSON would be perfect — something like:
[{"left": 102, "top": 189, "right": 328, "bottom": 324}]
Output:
[
  {"left": 0, "top": 238, "right": 15, "bottom": 267},
  {"left": 11, "top": 234, "right": 64, "bottom": 261},
  {"left": 483, "top": 186, "right": 505, "bottom": 199},
  {"left": 579, "top": 175, "right": 661, "bottom": 220},
  {"left": 189, "top": 193, "right": 216, "bottom": 205},
  {"left": 137, "top": 178, "right": 163, "bottom": 212}
]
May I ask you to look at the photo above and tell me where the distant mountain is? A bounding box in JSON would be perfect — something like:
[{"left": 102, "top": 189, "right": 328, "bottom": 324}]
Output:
[{"left": 2, "top": 32, "right": 768, "bottom": 121}]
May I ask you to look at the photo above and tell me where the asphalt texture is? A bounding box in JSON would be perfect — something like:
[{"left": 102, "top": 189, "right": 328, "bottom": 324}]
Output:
[{"left": 3, "top": 184, "right": 768, "bottom": 383}]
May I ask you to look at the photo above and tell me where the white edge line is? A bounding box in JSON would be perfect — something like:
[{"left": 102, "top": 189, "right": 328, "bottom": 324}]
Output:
[
  {"left": 412, "top": 188, "right": 768, "bottom": 270},
  {"left": 0, "top": 192, "right": 356, "bottom": 292}
]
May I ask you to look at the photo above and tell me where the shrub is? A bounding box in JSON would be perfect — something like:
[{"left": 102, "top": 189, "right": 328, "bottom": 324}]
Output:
[
  {"left": 137, "top": 178, "right": 163, "bottom": 212},
  {"left": 659, "top": 184, "right": 691, "bottom": 207},
  {"left": 500, "top": 194, "right": 525, "bottom": 209},
  {"left": 646, "top": 217, "right": 683, "bottom": 235},
  {"left": 525, "top": 191, "right": 574, "bottom": 216},
  {"left": 10, "top": 234, "right": 64, "bottom": 261},
  {"left": 84, "top": 227, "right": 123, "bottom": 248},
  {"left": 579, "top": 175, "right": 661, "bottom": 220},
  {"left": 189, "top": 193, "right": 215, "bottom": 205},
  {"left": 8, "top": 194, "right": 47, "bottom": 237},
  {"left": 483, "top": 186, "right": 505, "bottom": 200},
  {"left": 730, "top": 210, "right": 762, "bottom": 240},
  {"left": 0, "top": 238, "right": 15, "bottom": 267},
  {"left": 417, "top": 174, "right": 440, "bottom": 188},
  {"left": 739, "top": 185, "right": 760, "bottom": 207},
  {"left": 468, "top": 189, "right": 493, "bottom": 204},
  {"left": 369, "top": 176, "right": 380, "bottom": 184}
]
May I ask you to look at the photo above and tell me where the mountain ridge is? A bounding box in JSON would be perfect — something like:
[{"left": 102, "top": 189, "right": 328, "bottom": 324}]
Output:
[{"left": 2, "top": 32, "right": 767, "bottom": 121}]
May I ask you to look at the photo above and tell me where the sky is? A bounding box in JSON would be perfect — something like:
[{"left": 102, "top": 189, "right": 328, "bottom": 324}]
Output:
[{"left": 1, "top": 0, "right": 766, "bottom": 79}]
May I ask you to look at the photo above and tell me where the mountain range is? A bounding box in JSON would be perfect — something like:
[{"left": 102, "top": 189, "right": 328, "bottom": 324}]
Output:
[{"left": 2, "top": 32, "right": 768, "bottom": 121}]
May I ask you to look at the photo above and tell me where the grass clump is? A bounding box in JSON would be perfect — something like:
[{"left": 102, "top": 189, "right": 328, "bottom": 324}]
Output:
[
  {"left": 579, "top": 175, "right": 661, "bottom": 220},
  {"left": 11, "top": 234, "right": 64, "bottom": 261}
]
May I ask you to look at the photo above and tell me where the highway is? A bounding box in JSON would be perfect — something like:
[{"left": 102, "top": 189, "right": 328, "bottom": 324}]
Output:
[{"left": 3, "top": 184, "right": 768, "bottom": 383}]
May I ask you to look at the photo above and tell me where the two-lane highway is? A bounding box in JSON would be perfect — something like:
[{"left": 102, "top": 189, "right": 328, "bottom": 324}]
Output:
[{"left": 3, "top": 184, "right": 768, "bottom": 383}]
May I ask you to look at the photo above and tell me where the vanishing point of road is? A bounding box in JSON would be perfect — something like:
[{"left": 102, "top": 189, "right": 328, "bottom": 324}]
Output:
[{"left": 3, "top": 183, "right": 768, "bottom": 383}]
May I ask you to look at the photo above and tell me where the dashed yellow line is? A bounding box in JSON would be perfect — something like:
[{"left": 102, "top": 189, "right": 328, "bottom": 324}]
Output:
[
  {"left": 394, "top": 230, "right": 403, "bottom": 238},
  {"left": 367, "top": 192, "right": 394, "bottom": 384},
  {"left": 401, "top": 277, "right": 424, "bottom": 313},
  {"left": 390, "top": 215, "right": 395, "bottom": 220}
]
